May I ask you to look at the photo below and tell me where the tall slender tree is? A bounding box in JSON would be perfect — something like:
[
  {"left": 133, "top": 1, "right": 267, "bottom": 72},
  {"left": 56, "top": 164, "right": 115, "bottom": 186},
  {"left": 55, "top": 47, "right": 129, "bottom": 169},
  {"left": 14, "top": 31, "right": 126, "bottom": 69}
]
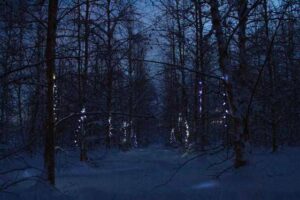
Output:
[{"left": 44, "top": 0, "right": 58, "bottom": 185}]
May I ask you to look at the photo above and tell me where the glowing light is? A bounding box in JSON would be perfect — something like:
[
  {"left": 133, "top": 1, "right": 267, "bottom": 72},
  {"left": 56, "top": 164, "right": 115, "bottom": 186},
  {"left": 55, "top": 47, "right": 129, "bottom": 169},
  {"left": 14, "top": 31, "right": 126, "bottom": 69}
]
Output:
[
  {"left": 223, "top": 74, "right": 229, "bottom": 82},
  {"left": 108, "top": 116, "right": 113, "bottom": 137},
  {"left": 199, "top": 80, "right": 203, "bottom": 113},
  {"left": 122, "top": 121, "right": 128, "bottom": 143},
  {"left": 222, "top": 86, "right": 228, "bottom": 128},
  {"left": 170, "top": 128, "right": 176, "bottom": 144},
  {"left": 184, "top": 120, "right": 190, "bottom": 148},
  {"left": 53, "top": 73, "right": 58, "bottom": 122},
  {"left": 193, "top": 180, "right": 219, "bottom": 189},
  {"left": 132, "top": 133, "right": 138, "bottom": 148},
  {"left": 178, "top": 113, "right": 182, "bottom": 123},
  {"left": 74, "top": 106, "right": 88, "bottom": 145}
]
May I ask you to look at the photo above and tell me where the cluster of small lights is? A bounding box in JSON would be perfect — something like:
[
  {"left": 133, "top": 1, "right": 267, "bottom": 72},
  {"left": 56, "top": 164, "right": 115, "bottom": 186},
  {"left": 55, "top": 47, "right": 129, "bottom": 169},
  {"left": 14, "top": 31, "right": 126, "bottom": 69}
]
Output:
[
  {"left": 222, "top": 75, "right": 229, "bottom": 128},
  {"left": 184, "top": 120, "right": 190, "bottom": 148},
  {"left": 169, "top": 128, "right": 176, "bottom": 144},
  {"left": 121, "top": 121, "right": 129, "bottom": 143},
  {"left": 211, "top": 119, "right": 224, "bottom": 125},
  {"left": 121, "top": 121, "right": 137, "bottom": 147},
  {"left": 53, "top": 74, "right": 58, "bottom": 122},
  {"left": 132, "top": 132, "right": 138, "bottom": 148},
  {"left": 129, "top": 121, "right": 138, "bottom": 148},
  {"left": 176, "top": 113, "right": 190, "bottom": 148},
  {"left": 74, "top": 107, "right": 87, "bottom": 146},
  {"left": 178, "top": 113, "right": 182, "bottom": 126},
  {"left": 108, "top": 115, "right": 113, "bottom": 137},
  {"left": 199, "top": 80, "right": 203, "bottom": 113}
]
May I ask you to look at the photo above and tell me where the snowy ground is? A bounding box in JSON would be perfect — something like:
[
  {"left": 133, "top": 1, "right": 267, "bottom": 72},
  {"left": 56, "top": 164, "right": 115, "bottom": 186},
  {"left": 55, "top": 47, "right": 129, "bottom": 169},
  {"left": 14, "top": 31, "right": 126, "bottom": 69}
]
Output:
[{"left": 1, "top": 144, "right": 300, "bottom": 200}]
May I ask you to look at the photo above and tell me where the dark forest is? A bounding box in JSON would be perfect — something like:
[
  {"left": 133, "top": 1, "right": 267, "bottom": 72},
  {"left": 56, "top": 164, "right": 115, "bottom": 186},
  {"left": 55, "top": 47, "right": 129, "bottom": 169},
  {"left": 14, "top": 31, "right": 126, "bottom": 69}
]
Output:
[{"left": 0, "top": 0, "right": 299, "bottom": 199}]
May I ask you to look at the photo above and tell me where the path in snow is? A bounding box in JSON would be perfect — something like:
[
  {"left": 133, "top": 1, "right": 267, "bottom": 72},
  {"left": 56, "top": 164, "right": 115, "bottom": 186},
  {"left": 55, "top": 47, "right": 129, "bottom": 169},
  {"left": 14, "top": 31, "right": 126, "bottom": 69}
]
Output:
[
  {"left": 57, "top": 145, "right": 197, "bottom": 200},
  {"left": 55, "top": 145, "right": 300, "bottom": 200}
]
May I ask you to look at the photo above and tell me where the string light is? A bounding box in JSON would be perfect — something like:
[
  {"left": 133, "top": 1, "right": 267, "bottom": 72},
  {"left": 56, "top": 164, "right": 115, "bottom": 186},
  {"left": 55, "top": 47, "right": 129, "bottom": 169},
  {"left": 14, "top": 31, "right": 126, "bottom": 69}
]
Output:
[
  {"left": 199, "top": 80, "right": 203, "bottom": 113},
  {"left": 222, "top": 74, "right": 229, "bottom": 129},
  {"left": 223, "top": 74, "right": 229, "bottom": 82},
  {"left": 178, "top": 113, "right": 182, "bottom": 126},
  {"left": 176, "top": 113, "right": 190, "bottom": 148},
  {"left": 74, "top": 107, "right": 87, "bottom": 146},
  {"left": 53, "top": 73, "right": 58, "bottom": 122},
  {"left": 121, "top": 121, "right": 137, "bottom": 147},
  {"left": 108, "top": 115, "right": 113, "bottom": 137},
  {"left": 130, "top": 120, "right": 138, "bottom": 148},
  {"left": 122, "top": 121, "right": 129, "bottom": 143},
  {"left": 184, "top": 120, "right": 190, "bottom": 149},
  {"left": 132, "top": 132, "right": 138, "bottom": 148},
  {"left": 169, "top": 128, "right": 176, "bottom": 144},
  {"left": 177, "top": 112, "right": 183, "bottom": 143}
]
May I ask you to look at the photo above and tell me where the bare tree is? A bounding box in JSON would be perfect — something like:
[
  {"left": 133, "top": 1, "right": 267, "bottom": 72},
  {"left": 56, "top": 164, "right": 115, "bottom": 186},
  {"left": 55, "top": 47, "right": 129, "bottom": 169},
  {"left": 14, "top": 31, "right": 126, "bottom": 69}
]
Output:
[{"left": 44, "top": 0, "right": 58, "bottom": 185}]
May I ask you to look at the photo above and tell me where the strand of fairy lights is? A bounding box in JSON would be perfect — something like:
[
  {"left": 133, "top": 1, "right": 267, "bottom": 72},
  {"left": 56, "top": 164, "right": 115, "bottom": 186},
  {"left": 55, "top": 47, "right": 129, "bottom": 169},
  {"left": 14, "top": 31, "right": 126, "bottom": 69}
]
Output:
[
  {"left": 74, "top": 107, "right": 87, "bottom": 146},
  {"left": 199, "top": 80, "right": 203, "bottom": 113},
  {"left": 169, "top": 112, "right": 182, "bottom": 145},
  {"left": 170, "top": 128, "right": 176, "bottom": 144},
  {"left": 169, "top": 95, "right": 178, "bottom": 143},
  {"left": 184, "top": 120, "right": 190, "bottom": 148},
  {"left": 222, "top": 92, "right": 228, "bottom": 128},
  {"left": 222, "top": 75, "right": 229, "bottom": 128},
  {"left": 53, "top": 74, "right": 58, "bottom": 122},
  {"left": 178, "top": 113, "right": 183, "bottom": 143},
  {"left": 122, "top": 121, "right": 129, "bottom": 143},
  {"left": 133, "top": 136, "right": 138, "bottom": 148},
  {"left": 178, "top": 113, "right": 182, "bottom": 128},
  {"left": 108, "top": 115, "right": 113, "bottom": 138},
  {"left": 130, "top": 120, "right": 138, "bottom": 148},
  {"left": 176, "top": 112, "right": 190, "bottom": 148},
  {"left": 121, "top": 120, "right": 137, "bottom": 147}
]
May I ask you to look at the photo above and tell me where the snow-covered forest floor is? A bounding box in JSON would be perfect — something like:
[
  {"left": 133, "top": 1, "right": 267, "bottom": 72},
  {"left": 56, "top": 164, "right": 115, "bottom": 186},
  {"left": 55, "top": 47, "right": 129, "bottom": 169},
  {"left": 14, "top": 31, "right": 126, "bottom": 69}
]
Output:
[{"left": 1, "top": 145, "right": 300, "bottom": 200}]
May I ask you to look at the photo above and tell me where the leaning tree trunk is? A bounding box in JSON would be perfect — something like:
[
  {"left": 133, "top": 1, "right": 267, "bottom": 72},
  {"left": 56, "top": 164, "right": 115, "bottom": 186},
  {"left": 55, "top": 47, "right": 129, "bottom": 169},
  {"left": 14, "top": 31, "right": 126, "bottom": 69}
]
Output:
[{"left": 44, "top": 0, "right": 58, "bottom": 185}]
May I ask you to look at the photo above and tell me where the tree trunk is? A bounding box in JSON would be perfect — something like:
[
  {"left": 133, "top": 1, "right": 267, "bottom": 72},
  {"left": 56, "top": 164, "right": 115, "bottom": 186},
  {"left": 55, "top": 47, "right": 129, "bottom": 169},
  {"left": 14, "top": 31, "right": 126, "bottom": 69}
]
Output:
[
  {"left": 209, "top": 0, "right": 248, "bottom": 168},
  {"left": 263, "top": 0, "right": 277, "bottom": 152},
  {"left": 105, "top": 0, "right": 113, "bottom": 148},
  {"left": 80, "top": 0, "right": 90, "bottom": 161},
  {"left": 44, "top": 0, "right": 58, "bottom": 185}
]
